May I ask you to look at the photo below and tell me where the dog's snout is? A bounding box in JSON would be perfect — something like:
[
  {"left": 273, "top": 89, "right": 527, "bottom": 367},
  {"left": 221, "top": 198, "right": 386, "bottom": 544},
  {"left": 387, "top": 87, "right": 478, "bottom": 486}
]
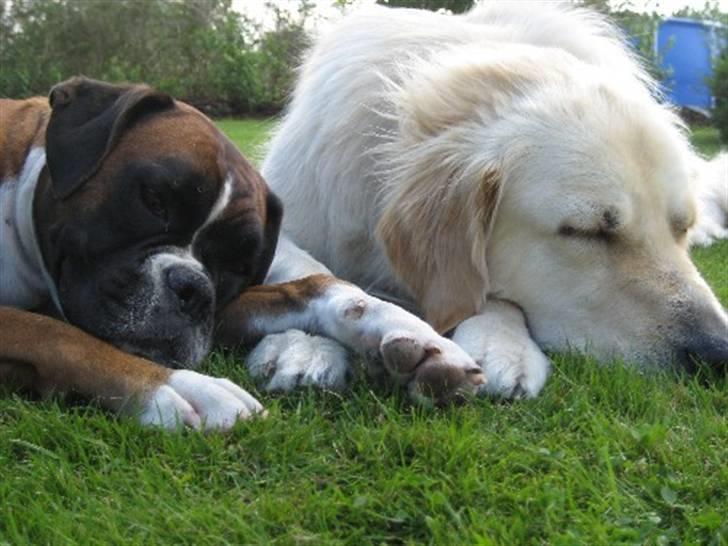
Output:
[
  {"left": 681, "top": 334, "right": 728, "bottom": 368},
  {"left": 165, "top": 266, "right": 213, "bottom": 320}
]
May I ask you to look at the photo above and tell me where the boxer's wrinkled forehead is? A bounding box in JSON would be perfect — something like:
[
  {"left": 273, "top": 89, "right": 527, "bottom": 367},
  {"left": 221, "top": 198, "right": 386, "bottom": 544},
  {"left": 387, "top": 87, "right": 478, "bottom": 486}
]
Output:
[
  {"left": 110, "top": 104, "right": 222, "bottom": 172},
  {"left": 45, "top": 76, "right": 270, "bottom": 229},
  {"left": 108, "top": 102, "right": 271, "bottom": 227}
]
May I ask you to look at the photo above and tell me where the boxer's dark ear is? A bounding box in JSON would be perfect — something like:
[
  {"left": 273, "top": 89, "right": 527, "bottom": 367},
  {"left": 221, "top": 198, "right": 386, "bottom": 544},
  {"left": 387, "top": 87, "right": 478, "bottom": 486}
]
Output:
[
  {"left": 250, "top": 191, "right": 283, "bottom": 285},
  {"left": 46, "top": 76, "right": 173, "bottom": 199}
]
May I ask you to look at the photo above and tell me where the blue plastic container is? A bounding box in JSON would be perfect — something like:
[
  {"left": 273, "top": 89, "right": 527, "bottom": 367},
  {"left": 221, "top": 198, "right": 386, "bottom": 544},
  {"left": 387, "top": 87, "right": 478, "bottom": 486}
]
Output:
[{"left": 657, "top": 17, "right": 727, "bottom": 111}]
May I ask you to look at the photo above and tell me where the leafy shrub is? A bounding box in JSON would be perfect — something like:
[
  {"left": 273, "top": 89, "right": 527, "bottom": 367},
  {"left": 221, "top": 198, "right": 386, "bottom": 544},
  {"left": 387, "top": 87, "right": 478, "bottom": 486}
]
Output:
[
  {"left": 0, "top": 0, "right": 309, "bottom": 115},
  {"left": 712, "top": 52, "right": 728, "bottom": 143}
]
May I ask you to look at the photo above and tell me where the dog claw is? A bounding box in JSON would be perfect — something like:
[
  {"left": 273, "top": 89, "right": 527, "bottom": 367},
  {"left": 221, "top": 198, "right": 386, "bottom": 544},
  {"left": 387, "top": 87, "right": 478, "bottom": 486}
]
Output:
[{"left": 408, "top": 357, "right": 486, "bottom": 406}]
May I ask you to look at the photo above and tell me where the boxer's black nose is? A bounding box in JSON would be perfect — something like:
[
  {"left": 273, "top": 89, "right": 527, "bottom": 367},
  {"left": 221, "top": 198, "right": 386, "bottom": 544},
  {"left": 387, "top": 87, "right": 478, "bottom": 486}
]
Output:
[{"left": 165, "top": 266, "right": 213, "bottom": 321}]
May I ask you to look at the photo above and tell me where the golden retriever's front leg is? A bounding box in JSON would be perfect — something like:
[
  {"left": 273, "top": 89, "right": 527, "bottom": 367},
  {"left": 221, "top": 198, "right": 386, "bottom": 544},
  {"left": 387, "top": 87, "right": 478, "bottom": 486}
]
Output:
[
  {"left": 452, "top": 300, "right": 551, "bottom": 399},
  {"left": 216, "top": 275, "right": 486, "bottom": 405},
  {"left": 0, "top": 307, "right": 263, "bottom": 429}
]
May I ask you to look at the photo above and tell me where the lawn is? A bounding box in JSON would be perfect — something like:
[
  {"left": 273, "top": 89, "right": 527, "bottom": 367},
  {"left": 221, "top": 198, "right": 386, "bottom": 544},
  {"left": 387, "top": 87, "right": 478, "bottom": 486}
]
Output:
[{"left": 1, "top": 121, "right": 726, "bottom": 546}]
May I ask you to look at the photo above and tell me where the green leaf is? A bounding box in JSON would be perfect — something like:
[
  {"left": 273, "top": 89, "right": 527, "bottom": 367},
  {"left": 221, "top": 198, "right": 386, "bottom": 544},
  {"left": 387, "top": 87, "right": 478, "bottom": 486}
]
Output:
[{"left": 660, "top": 486, "right": 677, "bottom": 505}]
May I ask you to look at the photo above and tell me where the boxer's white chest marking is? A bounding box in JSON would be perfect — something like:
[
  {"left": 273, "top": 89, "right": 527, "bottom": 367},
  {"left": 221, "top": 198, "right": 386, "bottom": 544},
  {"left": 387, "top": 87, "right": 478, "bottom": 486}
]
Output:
[{"left": 0, "top": 148, "right": 53, "bottom": 309}]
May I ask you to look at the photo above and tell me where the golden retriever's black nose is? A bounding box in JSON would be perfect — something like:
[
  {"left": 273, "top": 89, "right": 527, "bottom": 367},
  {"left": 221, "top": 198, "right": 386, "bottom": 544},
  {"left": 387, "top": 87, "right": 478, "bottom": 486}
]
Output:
[
  {"left": 683, "top": 334, "right": 728, "bottom": 368},
  {"left": 166, "top": 266, "right": 213, "bottom": 321}
]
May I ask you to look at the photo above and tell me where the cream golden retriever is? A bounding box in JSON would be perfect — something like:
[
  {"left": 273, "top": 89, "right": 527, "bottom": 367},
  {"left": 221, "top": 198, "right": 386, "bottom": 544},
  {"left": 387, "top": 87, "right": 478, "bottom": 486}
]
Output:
[
  {"left": 689, "top": 152, "right": 728, "bottom": 247},
  {"left": 250, "top": 2, "right": 728, "bottom": 399}
]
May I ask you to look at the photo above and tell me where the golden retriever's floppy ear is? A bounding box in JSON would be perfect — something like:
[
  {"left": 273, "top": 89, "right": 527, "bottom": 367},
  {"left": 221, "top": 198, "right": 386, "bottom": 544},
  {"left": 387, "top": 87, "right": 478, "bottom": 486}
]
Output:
[
  {"left": 376, "top": 162, "right": 502, "bottom": 334},
  {"left": 374, "top": 47, "right": 552, "bottom": 332}
]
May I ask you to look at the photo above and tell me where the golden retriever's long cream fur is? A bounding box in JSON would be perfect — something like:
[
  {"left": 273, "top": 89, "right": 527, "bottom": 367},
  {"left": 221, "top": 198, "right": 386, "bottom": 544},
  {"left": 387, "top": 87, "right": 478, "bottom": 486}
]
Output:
[
  {"left": 259, "top": 2, "right": 728, "bottom": 398},
  {"left": 689, "top": 152, "right": 728, "bottom": 247}
]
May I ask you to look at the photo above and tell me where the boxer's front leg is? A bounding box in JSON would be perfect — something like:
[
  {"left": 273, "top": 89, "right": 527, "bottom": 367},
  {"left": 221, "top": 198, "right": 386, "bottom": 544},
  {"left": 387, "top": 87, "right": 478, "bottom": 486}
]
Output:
[
  {"left": 0, "top": 307, "right": 263, "bottom": 430},
  {"left": 215, "top": 275, "right": 486, "bottom": 405}
]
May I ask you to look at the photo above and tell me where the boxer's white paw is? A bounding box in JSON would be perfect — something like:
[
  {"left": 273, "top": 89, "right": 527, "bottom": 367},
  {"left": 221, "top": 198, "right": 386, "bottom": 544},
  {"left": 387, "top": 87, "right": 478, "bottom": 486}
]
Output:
[
  {"left": 247, "top": 330, "right": 351, "bottom": 392},
  {"left": 139, "top": 370, "right": 265, "bottom": 430},
  {"left": 380, "top": 330, "right": 486, "bottom": 405}
]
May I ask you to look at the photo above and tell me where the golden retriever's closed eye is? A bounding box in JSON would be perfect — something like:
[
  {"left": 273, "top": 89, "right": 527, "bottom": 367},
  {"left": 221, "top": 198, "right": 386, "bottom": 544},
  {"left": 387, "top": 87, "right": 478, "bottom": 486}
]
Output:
[{"left": 261, "top": 2, "right": 728, "bottom": 399}]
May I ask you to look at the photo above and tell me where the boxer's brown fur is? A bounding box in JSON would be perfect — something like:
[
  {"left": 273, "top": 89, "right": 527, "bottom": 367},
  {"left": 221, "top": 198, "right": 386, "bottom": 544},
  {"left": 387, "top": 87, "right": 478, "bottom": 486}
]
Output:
[
  {"left": 0, "top": 78, "right": 292, "bottom": 416},
  {"left": 0, "top": 97, "right": 48, "bottom": 180},
  {"left": 0, "top": 307, "right": 171, "bottom": 409}
]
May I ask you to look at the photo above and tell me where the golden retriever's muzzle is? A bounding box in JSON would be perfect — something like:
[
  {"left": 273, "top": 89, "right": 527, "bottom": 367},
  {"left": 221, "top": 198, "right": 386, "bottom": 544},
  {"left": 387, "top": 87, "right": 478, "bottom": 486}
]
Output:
[{"left": 681, "top": 309, "right": 728, "bottom": 368}]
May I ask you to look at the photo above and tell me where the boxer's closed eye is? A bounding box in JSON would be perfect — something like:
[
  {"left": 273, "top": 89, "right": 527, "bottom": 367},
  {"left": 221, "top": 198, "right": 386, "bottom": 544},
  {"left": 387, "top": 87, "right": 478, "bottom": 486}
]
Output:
[{"left": 140, "top": 183, "right": 168, "bottom": 223}]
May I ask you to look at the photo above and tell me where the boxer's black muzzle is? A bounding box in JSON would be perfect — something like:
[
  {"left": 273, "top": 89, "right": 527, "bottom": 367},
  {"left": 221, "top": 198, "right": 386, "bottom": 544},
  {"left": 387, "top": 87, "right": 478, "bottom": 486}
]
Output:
[{"left": 57, "top": 248, "right": 217, "bottom": 368}]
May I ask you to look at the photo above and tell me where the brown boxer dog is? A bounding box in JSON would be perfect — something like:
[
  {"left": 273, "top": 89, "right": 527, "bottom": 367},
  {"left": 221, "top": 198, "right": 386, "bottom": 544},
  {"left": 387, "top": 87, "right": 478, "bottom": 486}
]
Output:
[{"left": 0, "top": 77, "right": 485, "bottom": 430}]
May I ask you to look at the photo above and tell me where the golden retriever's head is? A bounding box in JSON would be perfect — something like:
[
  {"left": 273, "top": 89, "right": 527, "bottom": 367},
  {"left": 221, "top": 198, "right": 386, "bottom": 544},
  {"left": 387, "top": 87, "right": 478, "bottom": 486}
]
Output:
[
  {"left": 487, "top": 87, "right": 727, "bottom": 366},
  {"left": 376, "top": 48, "right": 728, "bottom": 367}
]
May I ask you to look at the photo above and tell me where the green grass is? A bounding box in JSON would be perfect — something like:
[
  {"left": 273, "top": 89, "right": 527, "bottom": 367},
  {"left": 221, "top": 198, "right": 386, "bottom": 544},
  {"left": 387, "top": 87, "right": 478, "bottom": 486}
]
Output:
[
  {"left": 693, "top": 241, "right": 728, "bottom": 303},
  {"left": 216, "top": 118, "right": 277, "bottom": 164},
  {"left": 1, "top": 120, "right": 726, "bottom": 546},
  {"left": 690, "top": 126, "right": 723, "bottom": 158}
]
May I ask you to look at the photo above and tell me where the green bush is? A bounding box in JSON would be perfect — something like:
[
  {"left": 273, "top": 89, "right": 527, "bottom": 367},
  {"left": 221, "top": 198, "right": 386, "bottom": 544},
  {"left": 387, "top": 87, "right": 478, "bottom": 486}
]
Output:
[
  {"left": 712, "top": 53, "right": 728, "bottom": 143},
  {"left": 0, "top": 0, "right": 309, "bottom": 115}
]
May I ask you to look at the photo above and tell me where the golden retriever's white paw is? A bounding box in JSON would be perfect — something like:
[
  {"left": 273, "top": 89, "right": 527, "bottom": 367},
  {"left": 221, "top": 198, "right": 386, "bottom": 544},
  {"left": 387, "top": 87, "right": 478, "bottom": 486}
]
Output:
[
  {"left": 380, "top": 331, "right": 486, "bottom": 405},
  {"left": 453, "top": 302, "right": 550, "bottom": 400},
  {"left": 474, "top": 341, "right": 549, "bottom": 399},
  {"left": 247, "top": 330, "right": 352, "bottom": 392},
  {"left": 139, "top": 370, "right": 265, "bottom": 430}
]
